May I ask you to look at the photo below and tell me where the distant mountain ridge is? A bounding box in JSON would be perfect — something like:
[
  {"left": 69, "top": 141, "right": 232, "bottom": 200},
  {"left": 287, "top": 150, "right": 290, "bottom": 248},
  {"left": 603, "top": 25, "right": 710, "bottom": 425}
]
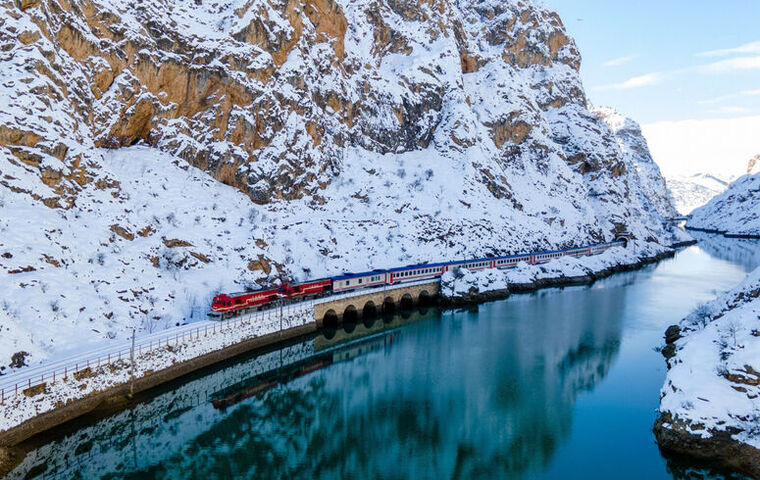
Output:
[
  {"left": 688, "top": 169, "right": 760, "bottom": 237},
  {"left": 666, "top": 173, "right": 729, "bottom": 216}
]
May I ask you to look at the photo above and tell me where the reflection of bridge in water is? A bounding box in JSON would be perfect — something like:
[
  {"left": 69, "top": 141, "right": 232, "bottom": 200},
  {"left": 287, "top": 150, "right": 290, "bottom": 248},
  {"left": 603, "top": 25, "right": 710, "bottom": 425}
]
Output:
[{"left": 210, "top": 307, "right": 441, "bottom": 412}]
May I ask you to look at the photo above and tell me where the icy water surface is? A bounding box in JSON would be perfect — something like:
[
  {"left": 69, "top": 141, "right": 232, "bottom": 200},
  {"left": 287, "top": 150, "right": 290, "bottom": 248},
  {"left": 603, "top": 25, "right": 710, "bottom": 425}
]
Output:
[{"left": 8, "top": 238, "right": 760, "bottom": 480}]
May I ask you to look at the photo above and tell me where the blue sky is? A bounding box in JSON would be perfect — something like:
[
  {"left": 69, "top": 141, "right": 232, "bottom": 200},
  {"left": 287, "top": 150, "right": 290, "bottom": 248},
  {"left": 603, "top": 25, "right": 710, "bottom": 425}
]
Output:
[
  {"left": 541, "top": 0, "right": 760, "bottom": 177},
  {"left": 542, "top": 0, "right": 760, "bottom": 124}
]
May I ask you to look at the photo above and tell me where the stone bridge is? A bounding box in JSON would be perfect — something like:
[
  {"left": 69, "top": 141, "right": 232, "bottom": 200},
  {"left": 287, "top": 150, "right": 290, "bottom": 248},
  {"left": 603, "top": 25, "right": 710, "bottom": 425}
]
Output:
[{"left": 314, "top": 281, "right": 440, "bottom": 328}]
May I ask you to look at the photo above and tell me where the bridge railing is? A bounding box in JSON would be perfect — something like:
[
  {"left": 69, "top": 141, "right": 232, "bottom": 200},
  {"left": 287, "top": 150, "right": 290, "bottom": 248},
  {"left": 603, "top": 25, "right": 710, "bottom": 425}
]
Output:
[{"left": 0, "top": 300, "right": 315, "bottom": 406}]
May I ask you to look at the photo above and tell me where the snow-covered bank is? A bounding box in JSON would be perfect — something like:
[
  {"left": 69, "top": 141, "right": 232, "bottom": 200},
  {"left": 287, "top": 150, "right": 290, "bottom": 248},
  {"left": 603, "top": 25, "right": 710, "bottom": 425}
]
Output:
[
  {"left": 441, "top": 242, "right": 674, "bottom": 304},
  {"left": 0, "top": 306, "right": 313, "bottom": 440},
  {"left": 655, "top": 266, "right": 760, "bottom": 477},
  {"left": 687, "top": 173, "right": 760, "bottom": 238}
]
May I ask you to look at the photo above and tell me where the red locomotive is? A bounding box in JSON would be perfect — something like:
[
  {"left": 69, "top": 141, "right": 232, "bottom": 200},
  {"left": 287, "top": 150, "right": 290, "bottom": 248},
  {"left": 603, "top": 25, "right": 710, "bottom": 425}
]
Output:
[{"left": 209, "top": 279, "right": 332, "bottom": 319}]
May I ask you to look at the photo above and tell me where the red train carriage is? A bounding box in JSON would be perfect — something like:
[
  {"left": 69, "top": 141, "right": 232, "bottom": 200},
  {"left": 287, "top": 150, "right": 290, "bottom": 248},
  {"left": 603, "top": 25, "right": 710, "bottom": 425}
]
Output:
[{"left": 209, "top": 279, "right": 332, "bottom": 319}]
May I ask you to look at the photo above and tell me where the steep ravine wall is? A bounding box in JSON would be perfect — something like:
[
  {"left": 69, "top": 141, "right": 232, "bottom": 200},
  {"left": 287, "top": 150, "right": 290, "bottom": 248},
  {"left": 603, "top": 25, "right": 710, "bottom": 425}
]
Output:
[{"left": 0, "top": 0, "right": 678, "bottom": 365}]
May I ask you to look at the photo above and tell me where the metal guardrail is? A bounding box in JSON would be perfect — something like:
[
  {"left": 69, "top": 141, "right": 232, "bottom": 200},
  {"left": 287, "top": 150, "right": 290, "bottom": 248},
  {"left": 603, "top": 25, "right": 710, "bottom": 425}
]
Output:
[{"left": 0, "top": 300, "right": 315, "bottom": 405}]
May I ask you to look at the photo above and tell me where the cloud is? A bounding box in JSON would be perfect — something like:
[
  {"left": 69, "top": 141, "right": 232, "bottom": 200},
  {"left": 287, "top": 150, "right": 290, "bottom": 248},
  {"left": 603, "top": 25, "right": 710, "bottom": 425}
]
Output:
[
  {"left": 642, "top": 115, "right": 760, "bottom": 178},
  {"left": 601, "top": 54, "right": 638, "bottom": 68},
  {"left": 697, "top": 41, "right": 760, "bottom": 57},
  {"left": 698, "top": 56, "right": 760, "bottom": 74},
  {"left": 595, "top": 72, "right": 662, "bottom": 91},
  {"left": 706, "top": 106, "right": 751, "bottom": 115},
  {"left": 698, "top": 89, "right": 760, "bottom": 105}
]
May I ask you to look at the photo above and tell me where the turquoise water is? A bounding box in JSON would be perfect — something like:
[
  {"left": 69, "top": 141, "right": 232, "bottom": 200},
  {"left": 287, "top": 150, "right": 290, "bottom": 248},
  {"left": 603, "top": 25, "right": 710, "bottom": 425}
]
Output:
[{"left": 9, "top": 239, "right": 760, "bottom": 480}]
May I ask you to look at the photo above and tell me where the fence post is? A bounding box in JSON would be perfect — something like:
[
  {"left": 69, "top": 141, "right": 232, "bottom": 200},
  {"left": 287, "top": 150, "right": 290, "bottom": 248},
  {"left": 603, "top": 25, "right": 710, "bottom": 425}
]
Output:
[{"left": 129, "top": 328, "right": 136, "bottom": 398}]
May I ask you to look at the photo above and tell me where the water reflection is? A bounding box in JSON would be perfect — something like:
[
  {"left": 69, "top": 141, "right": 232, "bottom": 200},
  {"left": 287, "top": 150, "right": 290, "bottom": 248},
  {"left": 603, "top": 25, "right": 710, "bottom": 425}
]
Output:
[
  {"left": 689, "top": 230, "right": 760, "bottom": 272},
  {"left": 8, "top": 281, "right": 628, "bottom": 479}
]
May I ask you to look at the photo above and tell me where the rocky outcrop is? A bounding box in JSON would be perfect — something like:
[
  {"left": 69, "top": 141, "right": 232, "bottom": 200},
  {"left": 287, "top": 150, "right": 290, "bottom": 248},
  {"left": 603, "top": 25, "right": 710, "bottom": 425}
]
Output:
[
  {"left": 593, "top": 107, "right": 678, "bottom": 219},
  {"left": 748, "top": 154, "right": 760, "bottom": 175},
  {"left": 688, "top": 171, "right": 760, "bottom": 238},
  {"left": 656, "top": 266, "right": 760, "bottom": 477}
]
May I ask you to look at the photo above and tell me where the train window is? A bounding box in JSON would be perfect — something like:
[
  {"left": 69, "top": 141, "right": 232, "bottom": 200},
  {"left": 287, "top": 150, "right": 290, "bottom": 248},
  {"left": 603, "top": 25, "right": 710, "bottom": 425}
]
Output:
[{"left": 358, "top": 279, "right": 362, "bottom": 284}]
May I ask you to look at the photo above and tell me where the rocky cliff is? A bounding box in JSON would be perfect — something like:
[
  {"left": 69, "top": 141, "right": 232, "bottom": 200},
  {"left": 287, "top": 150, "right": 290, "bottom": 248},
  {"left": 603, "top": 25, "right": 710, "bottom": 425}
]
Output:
[
  {"left": 0, "top": 0, "right": 678, "bottom": 364},
  {"left": 688, "top": 170, "right": 760, "bottom": 237},
  {"left": 593, "top": 107, "right": 678, "bottom": 219}
]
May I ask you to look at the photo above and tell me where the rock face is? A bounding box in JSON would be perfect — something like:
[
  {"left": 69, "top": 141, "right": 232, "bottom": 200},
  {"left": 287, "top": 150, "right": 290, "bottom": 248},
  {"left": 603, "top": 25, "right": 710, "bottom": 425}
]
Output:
[
  {"left": 748, "top": 154, "right": 760, "bottom": 175},
  {"left": 688, "top": 171, "right": 760, "bottom": 237},
  {"left": 655, "top": 266, "right": 760, "bottom": 478},
  {"left": 0, "top": 0, "right": 678, "bottom": 363},
  {"left": 593, "top": 107, "right": 678, "bottom": 219}
]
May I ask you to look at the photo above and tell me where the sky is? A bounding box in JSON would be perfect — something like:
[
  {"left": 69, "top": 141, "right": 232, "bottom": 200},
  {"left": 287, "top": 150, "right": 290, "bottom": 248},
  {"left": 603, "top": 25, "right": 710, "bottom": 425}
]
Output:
[{"left": 541, "top": 0, "right": 760, "bottom": 178}]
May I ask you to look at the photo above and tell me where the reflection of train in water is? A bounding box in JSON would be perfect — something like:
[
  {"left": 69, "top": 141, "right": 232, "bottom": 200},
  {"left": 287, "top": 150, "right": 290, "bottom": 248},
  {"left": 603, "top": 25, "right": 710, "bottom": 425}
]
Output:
[
  {"left": 210, "top": 237, "right": 631, "bottom": 319},
  {"left": 210, "top": 333, "right": 398, "bottom": 411}
]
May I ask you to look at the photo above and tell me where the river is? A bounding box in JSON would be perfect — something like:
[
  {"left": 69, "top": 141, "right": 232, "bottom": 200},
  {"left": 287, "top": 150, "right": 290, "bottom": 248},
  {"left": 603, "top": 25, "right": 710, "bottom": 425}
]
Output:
[{"left": 7, "top": 234, "right": 760, "bottom": 480}]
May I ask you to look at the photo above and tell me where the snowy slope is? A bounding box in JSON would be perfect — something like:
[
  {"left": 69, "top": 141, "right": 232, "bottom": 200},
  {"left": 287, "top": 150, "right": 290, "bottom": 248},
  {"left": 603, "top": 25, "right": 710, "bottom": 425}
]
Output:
[
  {"left": 688, "top": 173, "right": 760, "bottom": 237},
  {"left": 666, "top": 173, "right": 729, "bottom": 215},
  {"left": 0, "top": 0, "right": 679, "bottom": 366},
  {"left": 658, "top": 266, "right": 760, "bottom": 457}
]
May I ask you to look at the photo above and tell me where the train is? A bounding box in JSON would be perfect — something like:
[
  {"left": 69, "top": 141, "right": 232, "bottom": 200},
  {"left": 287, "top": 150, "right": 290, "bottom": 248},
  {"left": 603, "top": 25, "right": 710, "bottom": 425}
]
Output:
[{"left": 209, "top": 237, "right": 630, "bottom": 319}]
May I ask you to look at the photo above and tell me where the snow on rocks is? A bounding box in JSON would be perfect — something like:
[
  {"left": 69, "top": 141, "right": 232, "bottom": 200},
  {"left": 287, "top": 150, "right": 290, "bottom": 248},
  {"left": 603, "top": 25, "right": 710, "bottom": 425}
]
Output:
[
  {"left": 688, "top": 172, "right": 760, "bottom": 238},
  {"left": 655, "top": 266, "right": 760, "bottom": 476}
]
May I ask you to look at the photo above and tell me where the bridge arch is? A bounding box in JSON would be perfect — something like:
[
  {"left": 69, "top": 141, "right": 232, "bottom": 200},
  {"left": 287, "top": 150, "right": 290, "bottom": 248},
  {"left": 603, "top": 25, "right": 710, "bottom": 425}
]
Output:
[
  {"left": 323, "top": 309, "right": 338, "bottom": 328},
  {"left": 418, "top": 290, "right": 433, "bottom": 307},
  {"left": 362, "top": 300, "right": 378, "bottom": 318},
  {"left": 343, "top": 305, "right": 358, "bottom": 324},
  {"left": 382, "top": 297, "right": 396, "bottom": 315},
  {"left": 400, "top": 293, "right": 414, "bottom": 310}
]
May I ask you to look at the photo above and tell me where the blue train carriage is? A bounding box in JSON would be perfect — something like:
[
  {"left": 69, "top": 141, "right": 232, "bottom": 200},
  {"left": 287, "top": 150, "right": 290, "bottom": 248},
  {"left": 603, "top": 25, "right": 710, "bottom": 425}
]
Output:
[
  {"left": 331, "top": 270, "right": 389, "bottom": 292},
  {"left": 387, "top": 262, "right": 450, "bottom": 284}
]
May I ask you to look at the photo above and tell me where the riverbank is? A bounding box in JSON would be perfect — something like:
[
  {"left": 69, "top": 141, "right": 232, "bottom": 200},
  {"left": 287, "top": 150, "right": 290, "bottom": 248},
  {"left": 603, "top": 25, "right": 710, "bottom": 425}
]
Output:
[
  {"left": 655, "top": 264, "right": 760, "bottom": 478},
  {"left": 441, "top": 241, "right": 679, "bottom": 306},
  {"left": 686, "top": 226, "right": 760, "bottom": 240}
]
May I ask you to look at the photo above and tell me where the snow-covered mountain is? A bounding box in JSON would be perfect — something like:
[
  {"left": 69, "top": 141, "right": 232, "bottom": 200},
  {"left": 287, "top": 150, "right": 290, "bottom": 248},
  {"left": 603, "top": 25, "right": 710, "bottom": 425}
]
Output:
[
  {"left": 593, "top": 107, "right": 677, "bottom": 219},
  {"left": 0, "top": 0, "right": 678, "bottom": 365},
  {"left": 688, "top": 172, "right": 760, "bottom": 237},
  {"left": 666, "top": 173, "right": 729, "bottom": 216}
]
